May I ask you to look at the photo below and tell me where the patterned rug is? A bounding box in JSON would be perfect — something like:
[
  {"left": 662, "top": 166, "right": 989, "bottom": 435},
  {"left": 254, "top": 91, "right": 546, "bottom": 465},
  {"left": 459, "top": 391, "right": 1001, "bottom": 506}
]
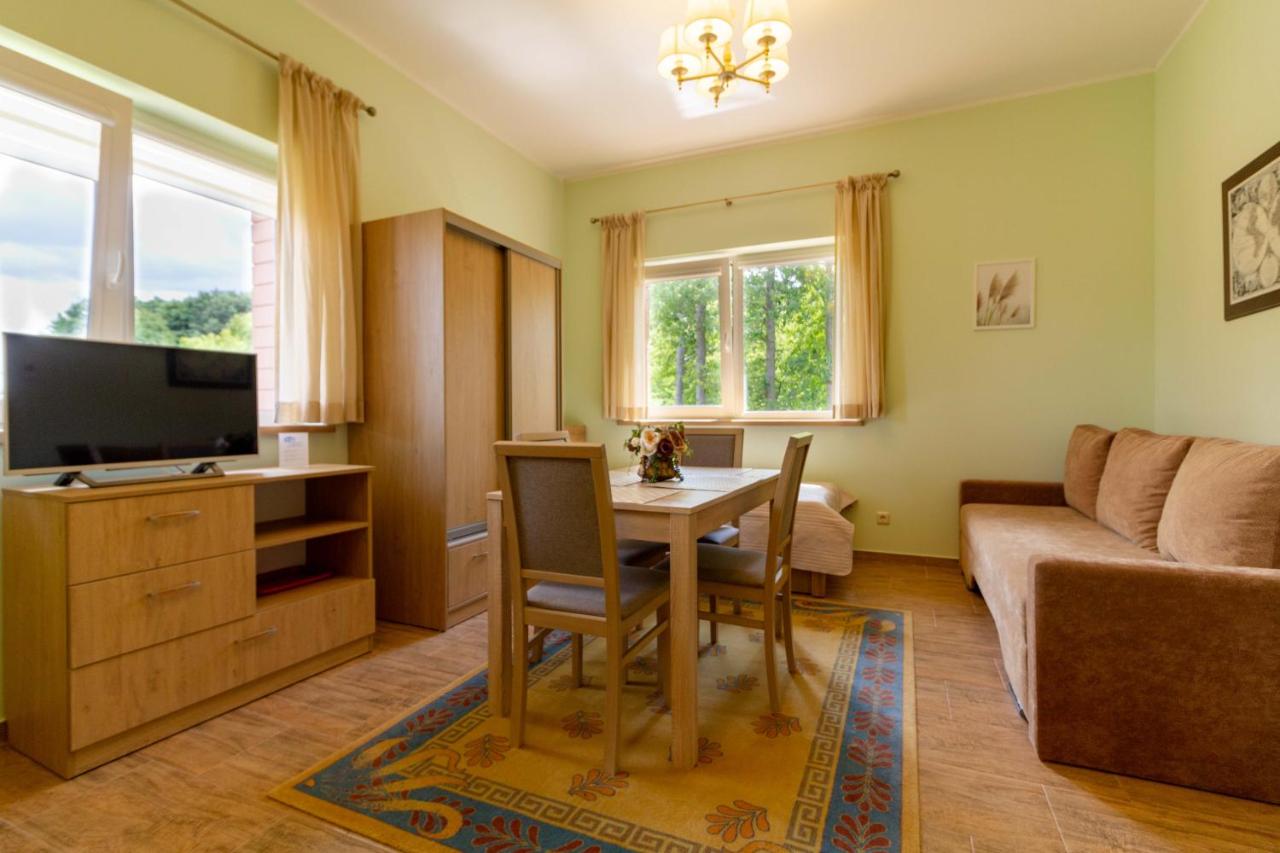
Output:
[{"left": 271, "top": 599, "right": 917, "bottom": 852}]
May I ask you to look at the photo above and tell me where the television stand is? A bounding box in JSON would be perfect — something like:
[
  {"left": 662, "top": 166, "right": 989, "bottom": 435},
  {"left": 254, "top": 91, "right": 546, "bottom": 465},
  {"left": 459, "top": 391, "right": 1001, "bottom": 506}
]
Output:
[{"left": 52, "top": 462, "right": 227, "bottom": 488}]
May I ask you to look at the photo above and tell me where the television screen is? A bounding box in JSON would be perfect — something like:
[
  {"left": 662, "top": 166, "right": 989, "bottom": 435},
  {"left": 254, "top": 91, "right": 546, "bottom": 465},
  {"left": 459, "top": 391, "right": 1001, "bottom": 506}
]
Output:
[{"left": 4, "top": 333, "right": 258, "bottom": 474}]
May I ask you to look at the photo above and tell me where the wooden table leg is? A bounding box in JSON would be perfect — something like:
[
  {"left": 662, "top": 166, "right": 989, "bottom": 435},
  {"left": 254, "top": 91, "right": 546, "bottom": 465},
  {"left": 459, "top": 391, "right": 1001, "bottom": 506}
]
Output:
[
  {"left": 486, "top": 496, "right": 511, "bottom": 718},
  {"left": 667, "top": 513, "right": 699, "bottom": 769}
]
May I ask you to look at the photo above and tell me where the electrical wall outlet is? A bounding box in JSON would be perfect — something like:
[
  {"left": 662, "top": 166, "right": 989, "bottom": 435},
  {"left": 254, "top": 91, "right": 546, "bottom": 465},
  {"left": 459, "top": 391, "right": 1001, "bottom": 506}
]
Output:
[{"left": 876, "top": 511, "right": 891, "bottom": 525}]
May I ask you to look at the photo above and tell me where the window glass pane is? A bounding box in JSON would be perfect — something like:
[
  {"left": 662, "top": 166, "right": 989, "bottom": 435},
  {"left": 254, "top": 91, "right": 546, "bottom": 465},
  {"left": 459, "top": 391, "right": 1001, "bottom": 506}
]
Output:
[
  {"left": 742, "top": 259, "right": 834, "bottom": 412},
  {"left": 647, "top": 275, "right": 721, "bottom": 408},
  {"left": 0, "top": 154, "right": 94, "bottom": 339},
  {"left": 133, "top": 173, "right": 253, "bottom": 352}
]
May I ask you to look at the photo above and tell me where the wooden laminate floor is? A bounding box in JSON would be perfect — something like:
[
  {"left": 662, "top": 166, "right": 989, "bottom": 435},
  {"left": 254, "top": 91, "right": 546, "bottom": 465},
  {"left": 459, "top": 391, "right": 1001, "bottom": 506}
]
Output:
[{"left": 1, "top": 555, "right": 1277, "bottom": 852}]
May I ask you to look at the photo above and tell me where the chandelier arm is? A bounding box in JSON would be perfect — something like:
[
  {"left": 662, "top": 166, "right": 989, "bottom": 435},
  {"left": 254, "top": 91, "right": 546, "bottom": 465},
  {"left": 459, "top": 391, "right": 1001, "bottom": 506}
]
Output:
[
  {"left": 678, "top": 70, "right": 721, "bottom": 82},
  {"left": 703, "top": 49, "right": 727, "bottom": 72},
  {"left": 737, "top": 47, "right": 770, "bottom": 68},
  {"left": 734, "top": 73, "right": 773, "bottom": 87}
]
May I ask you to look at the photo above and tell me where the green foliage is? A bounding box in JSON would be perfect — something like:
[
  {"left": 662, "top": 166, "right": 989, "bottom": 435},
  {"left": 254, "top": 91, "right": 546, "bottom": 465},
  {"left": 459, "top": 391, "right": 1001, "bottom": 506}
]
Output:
[
  {"left": 49, "top": 299, "right": 88, "bottom": 335},
  {"left": 647, "top": 277, "right": 721, "bottom": 406},
  {"left": 179, "top": 311, "right": 252, "bottom": 352},
  {"left": 135, "top": 290, "right": 253, "bottom": 348},
  {"left": 47, "top": 290, "right": 253, "bottom": 353},
  {"left": 742, "top": 262, "right": 834, "bottom": 412}
]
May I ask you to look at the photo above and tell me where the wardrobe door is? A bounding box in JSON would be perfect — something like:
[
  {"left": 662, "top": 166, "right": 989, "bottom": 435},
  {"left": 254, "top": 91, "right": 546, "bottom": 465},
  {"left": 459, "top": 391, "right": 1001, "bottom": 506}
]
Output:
[
  {"left": 444, "top": 227, "right": 505, "bottom": 537},
  {"left": 507, "top": 251, "right": 560, "bottom": 438}
]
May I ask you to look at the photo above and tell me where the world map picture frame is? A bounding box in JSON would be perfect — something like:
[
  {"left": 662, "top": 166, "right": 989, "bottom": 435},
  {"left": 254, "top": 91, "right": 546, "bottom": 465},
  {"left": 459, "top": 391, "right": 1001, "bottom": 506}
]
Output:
[{"left": 1222, "top": 137, "right": 1280, "bottom": 321}]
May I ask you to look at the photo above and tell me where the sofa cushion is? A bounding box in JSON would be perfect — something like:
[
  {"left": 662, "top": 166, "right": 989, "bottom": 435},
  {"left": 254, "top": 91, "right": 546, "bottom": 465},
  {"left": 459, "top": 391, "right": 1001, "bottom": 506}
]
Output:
[
  {"left": 961, "top": 504, "right": 1156, "bottom": 711},
  {"left": 1062, "top": 425, "right": 1114, "bottom": 520},
  {"left": 1157, "top": 438, "right": 1280, "bottom": 568},
  {"left": 1095, "top": 429, "right": 1193, "bottom": 550}
]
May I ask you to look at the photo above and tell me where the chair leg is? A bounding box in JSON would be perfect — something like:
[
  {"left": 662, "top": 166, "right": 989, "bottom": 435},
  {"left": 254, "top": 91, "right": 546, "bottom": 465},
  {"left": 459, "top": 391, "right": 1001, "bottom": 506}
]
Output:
[
  {"left": 708, "top": 594, "right": 718, "bottom": 645},
  {"left": 510, "top": 620, "right": 528, "bottom": 749},
  {"left": 657, "top": 604, "right": 671, "bottom": 702},
  {"left": 781, "top": 583, "right": 798, "bottom": 674},
  {"left": 761, "top": 597, "right": 781, "bottom": 713},
  {"left": 604, "top": 639, "right": 623, "bottom": 775},
  {"left": 571, "top": 633, "right": 584, "bottom": 687}
]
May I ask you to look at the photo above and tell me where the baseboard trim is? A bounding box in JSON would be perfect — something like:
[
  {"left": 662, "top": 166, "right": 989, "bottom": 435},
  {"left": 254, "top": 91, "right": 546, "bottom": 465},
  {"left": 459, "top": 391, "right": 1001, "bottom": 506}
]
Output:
[{"left": 854, "top": 549, "right": 960, "bottom": 567}]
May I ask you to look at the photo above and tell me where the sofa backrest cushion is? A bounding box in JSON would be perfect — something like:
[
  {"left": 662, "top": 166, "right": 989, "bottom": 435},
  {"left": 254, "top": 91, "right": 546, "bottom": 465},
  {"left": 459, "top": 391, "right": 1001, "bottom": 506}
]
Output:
[
  {"left": 1095, "top": 428, "right": 1193, "bottom": 551},
  {"left": 1063, "top": 425, "right": 1115, "bottom": 520},
  {"left": 1157, "top": 437, "right": 1280, "bottom": 568}
]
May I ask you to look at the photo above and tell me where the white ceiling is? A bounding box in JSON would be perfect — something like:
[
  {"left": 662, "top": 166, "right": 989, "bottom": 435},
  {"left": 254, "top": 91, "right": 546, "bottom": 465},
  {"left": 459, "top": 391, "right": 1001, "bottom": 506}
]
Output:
[{"left": 301, "top": 0, "right": 1204, "bottom": 179}]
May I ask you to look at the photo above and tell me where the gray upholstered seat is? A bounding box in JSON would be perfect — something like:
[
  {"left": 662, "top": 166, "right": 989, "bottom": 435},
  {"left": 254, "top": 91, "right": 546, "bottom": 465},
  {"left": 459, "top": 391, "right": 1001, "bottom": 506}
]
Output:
[
  {"left": 699, "top": 524, "right": 740, "bottom": 546},
  {"left": 694, "top": 543, "right": 781, "bottom": 587},
  {"left": 527, "top": 565, "right": 670, "bottom": 618},
  {"left": 617, "top": 537, "right": 668, "bottom": 567}
]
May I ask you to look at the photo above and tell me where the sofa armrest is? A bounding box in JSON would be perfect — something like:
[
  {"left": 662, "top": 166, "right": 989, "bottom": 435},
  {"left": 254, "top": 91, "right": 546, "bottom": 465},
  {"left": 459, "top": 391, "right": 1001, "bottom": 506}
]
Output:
[
  {"left": 1027, "top": 555, "right": 1280, "bottom": 803},
  {"left": 959, "top": 479, "right": 1066, "bottom": 507}
]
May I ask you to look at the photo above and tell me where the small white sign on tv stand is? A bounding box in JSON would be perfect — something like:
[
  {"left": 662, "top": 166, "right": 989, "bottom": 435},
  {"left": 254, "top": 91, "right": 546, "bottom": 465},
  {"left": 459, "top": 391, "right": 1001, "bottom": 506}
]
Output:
[{"left": 278, "top": 432, "right": 310, "bottom": 469}]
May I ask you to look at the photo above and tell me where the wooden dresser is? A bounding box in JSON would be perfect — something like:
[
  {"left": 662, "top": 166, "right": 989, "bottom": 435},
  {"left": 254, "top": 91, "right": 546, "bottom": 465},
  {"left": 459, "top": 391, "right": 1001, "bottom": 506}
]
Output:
[
  {"left": 350, "top": 209, "right": 561, "bottom": 630},
  {"left": 2, "top": 464, "right": 375, "bottom": 777}
]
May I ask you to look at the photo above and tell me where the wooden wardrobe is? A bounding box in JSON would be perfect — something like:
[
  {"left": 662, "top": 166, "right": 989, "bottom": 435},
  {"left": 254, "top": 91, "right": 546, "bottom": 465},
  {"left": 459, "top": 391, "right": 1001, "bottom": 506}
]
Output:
[{"left": 350, "top": 209, "right": 561, "bottom": 630}]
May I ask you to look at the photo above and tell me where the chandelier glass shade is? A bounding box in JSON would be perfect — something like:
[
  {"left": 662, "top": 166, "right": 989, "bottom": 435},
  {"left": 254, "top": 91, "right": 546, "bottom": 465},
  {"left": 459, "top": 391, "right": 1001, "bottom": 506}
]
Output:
[{"left": 657, "top": 0, "right": 792, "bottom": 107}]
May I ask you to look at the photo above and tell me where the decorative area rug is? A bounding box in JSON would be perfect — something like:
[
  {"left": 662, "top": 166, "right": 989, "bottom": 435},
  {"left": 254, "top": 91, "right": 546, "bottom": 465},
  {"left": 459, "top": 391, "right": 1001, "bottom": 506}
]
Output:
[{"left": 271, "top": 600, "right": 917, "bottom": 852}]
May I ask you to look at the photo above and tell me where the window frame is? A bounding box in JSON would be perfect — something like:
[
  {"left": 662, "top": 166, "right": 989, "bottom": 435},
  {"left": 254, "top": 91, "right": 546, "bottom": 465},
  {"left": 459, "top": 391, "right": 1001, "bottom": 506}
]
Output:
[
  {"left": 0, "top": 43, "right": 134, "bottom": 341},
  {"left": 644, "top": 241, "right": 841, "bottom": 424}
]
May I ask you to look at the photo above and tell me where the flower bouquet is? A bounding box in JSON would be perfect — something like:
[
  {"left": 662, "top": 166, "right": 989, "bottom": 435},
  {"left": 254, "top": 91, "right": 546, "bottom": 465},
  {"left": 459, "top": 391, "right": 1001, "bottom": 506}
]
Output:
[{"left": 624, "top": 423, "right": 690, "bottom": 483}]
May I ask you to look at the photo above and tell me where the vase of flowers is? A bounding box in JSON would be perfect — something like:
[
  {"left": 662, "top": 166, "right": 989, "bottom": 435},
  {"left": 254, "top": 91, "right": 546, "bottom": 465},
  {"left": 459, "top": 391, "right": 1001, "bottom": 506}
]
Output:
[{"left": 624, "top": 423, "right": 689, "bottom": 482}]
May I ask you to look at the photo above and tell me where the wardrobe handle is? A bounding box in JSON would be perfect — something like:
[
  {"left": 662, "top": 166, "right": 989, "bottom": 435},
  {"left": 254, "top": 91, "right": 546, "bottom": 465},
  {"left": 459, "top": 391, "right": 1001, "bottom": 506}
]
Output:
[
  {"left": 147, "top": 509, "right": 202, "bottom": 522},
  {"left": 146, "top": 580, "right": 202, "bottom": 599},
  {"left": 235, "top": 626, "right": 278, "bottom": 644}
]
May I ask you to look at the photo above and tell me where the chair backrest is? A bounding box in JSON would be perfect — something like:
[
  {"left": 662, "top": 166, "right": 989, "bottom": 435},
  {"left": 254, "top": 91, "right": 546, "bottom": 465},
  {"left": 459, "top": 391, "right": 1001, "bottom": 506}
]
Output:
[
  {"left": 768, "top": 433, "right": 814, "bottom": 569},
  {"left": 494, "top": 441, "right": 621, "bottom": 616},
  {"left": 682, "top": 427, "right": 744, "bottom": 468},
  {"left": 514, "top": 430, "right": 572, "bottom": 443}
]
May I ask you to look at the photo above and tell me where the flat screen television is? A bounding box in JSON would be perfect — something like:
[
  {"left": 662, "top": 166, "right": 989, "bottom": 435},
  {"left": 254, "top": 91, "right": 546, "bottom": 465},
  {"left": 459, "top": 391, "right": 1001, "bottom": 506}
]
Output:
[{"left": 3, "top": 333, "right": 258, "bottom": 476}]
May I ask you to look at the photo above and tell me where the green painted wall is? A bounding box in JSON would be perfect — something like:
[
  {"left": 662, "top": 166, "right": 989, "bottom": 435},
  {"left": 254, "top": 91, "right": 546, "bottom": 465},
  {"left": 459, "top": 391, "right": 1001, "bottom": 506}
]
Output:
[
  {"left": 1153, "top": 0, "right": 1280, "bottom": 441},
  {"left": 563, "top": 77, "right": 1158, "bottom": 558},
  {"left": 0, "top": 0, "right": 565, "bottom": 721}
]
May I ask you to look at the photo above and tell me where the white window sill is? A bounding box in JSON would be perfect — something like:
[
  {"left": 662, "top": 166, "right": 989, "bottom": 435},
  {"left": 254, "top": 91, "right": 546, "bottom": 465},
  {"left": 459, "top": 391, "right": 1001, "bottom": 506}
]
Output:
[{"left": 624, "top": 417, "right": 865, "bottom": 427}]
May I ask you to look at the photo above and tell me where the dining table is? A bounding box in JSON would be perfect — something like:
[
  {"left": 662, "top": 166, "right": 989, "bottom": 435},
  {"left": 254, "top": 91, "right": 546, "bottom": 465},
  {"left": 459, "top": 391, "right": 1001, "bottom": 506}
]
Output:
[{"left": 485, "top": 464, "right": 780, "bottom": 769}]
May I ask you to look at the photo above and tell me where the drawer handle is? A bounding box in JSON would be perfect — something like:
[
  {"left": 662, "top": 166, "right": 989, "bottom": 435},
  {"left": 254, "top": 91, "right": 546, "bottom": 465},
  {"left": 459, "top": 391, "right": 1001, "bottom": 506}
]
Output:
[
  {"left": 235, "top": 626, "right": 278, "bottom": 644},
  {"left": 147, "top": 509, "right": 202, "bottom": 523},
  {"left": 146, "top": 580, "right": 203, "bottom": 599},
  {"left": 467, "top": 551, "right": 488, "bottom": 563}
]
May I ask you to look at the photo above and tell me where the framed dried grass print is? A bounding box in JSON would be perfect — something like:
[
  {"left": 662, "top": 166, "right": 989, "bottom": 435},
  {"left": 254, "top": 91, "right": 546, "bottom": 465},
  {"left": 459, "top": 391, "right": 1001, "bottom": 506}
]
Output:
[
  {"left": 974, "top": 259, "right": 1035, "bottom": 330},
  {"left": 1223, "top": 138, "right": 1280, "bottom": 321}
]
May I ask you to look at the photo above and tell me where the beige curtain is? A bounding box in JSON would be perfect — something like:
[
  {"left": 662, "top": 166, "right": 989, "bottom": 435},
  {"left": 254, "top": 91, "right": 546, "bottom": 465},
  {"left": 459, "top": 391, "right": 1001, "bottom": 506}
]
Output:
[
  {"left": 834, "top": 174, "right": 888, "bottom": 420},
  {"left": 275, "top": 55, "right": 365, "bottom": 425},
  {"left": 601, "top": 212, "right": 647, "bottom": 421}
]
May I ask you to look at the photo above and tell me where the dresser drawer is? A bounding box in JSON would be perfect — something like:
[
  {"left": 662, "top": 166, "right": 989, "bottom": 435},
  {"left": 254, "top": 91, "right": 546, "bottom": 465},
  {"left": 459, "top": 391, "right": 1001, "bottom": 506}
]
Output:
[
  {"left": 67, "top": 486, "right": 254, "bottom": 584},
  {"left": 68, "top": 552, "right": 256, "bottom": 668},
  {"left": 447, "top": 534, "right": 489, "bottom": 609},
  {"left": 69, "top": 578, "right": 375, "bottom": 750}
]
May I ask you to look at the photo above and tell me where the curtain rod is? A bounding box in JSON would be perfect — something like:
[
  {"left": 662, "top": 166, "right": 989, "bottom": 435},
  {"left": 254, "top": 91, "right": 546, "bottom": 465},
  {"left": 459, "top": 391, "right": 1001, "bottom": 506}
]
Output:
[
  {"left": 166, "top": 0, "right": 377, "bottom": 117},
  {"left": 589, "top": 170, "right": 900, "bottom": 224}
]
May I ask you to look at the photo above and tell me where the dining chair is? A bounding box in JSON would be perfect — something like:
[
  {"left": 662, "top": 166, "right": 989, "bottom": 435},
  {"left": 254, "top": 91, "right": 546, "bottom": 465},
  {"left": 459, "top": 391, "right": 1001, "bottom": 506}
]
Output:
[
  {"left": 683, "top": 427, "right": 745, "bottom": 546},
  {"left": 495, "top": 441, "right": 672, "bottom": 774},
  {"left": 515, "top": 430, "right": 669, "bottom": 570},
  {"left": 682, "top": 427, "right": 745, "bottom": 643},
  {"left": 694, "top": 432, "right": 813, "bottom": 712},
  {"left": 514, "top": 430, "right": 573, "bottom": 442}
]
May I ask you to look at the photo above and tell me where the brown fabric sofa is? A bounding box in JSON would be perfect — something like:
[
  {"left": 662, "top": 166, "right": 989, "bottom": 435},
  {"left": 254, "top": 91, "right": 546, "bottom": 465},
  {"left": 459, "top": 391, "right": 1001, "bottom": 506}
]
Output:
[{"left": 960, "top": 426, "right": 1280, "bottom": 804}]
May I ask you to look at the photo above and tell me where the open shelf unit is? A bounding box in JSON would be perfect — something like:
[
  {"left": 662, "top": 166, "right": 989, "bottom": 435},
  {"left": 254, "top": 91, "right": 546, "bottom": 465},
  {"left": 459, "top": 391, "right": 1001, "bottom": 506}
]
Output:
[{"left": 251, "top": 466, "right": 372, "bottom": 602}]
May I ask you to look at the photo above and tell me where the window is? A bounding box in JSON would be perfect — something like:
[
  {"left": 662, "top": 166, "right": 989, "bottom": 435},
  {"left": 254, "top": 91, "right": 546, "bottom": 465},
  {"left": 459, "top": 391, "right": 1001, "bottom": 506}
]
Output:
[
  {"left": 645, "top": 244, "right": 836, "bottom": 420},
  {"left": 0, "top": 44, "right": 279, "bottom": 423},
  {"left": 0, "top": 45, "right": 131, "bottom": 378},
  {"left": 132, "top": 134, "right": 277, "bottom": 419}
]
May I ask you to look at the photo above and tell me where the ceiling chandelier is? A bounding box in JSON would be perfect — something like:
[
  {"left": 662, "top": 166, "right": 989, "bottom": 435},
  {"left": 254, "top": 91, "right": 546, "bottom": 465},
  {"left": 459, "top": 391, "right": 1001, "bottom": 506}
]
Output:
[{"left": 657, "top": 0, "right": 793, "bottom": 108}]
